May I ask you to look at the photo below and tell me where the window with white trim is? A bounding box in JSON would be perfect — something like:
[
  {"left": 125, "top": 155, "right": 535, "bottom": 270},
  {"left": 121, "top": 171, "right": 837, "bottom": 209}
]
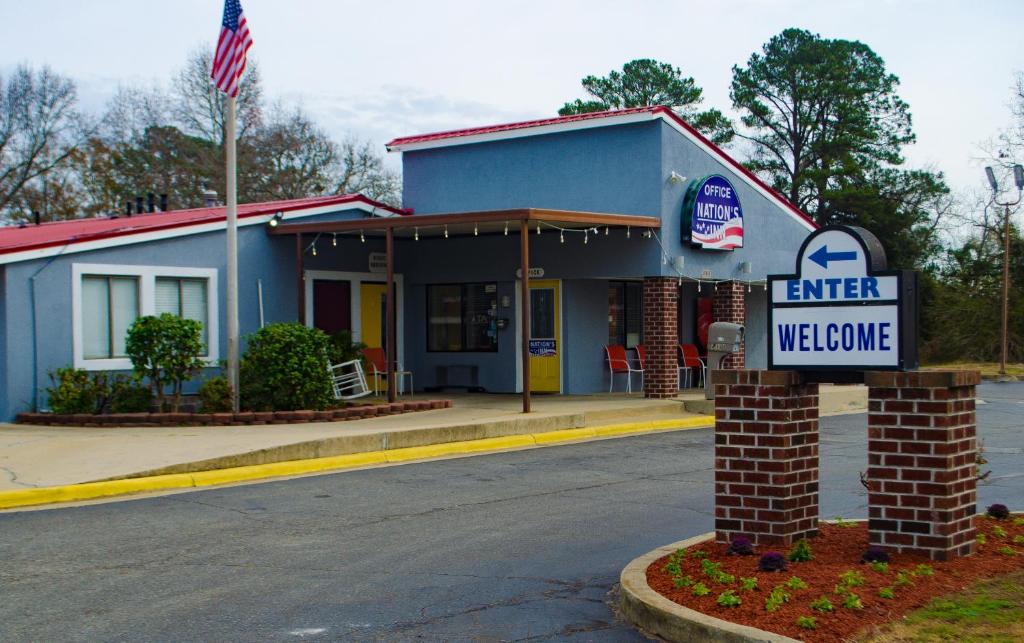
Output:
[
  {"left": 72, "top": 264, "right": 219, "bottom": 369},
  {"left": 155, "top": 277, "right": 209, "bottom": 351},
  {"left": 81, "top": 275, "right": 140, "bottom": 359}
]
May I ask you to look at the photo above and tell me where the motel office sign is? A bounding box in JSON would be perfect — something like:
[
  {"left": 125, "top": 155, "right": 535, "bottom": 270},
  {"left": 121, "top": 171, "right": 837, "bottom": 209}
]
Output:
[{"left": 768, "top": 225, "right": 918, "bottom": 372}]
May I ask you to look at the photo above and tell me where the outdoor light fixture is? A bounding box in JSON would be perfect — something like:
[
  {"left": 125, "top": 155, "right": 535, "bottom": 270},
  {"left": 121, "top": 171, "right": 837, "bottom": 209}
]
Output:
[
  {"left": 267, "top": 212, "right": 283, "bottom": 227},
  {"left": 584, "top": 230, "right": 589, "bottom": 244},
  {"left": 311, "top": 243, "right": 317, "bottom": 257},
  {"left": 536, "top": 222, "right": 541, "bottom": 235},
  {"left": 560, "top": 230, "right": 565, "bottom": 244},
  {"left": 332, "top": 233, "right": 337, "bottom": 247},
  {"left": 626, "top": 226, "right": 631, "bottom": 239},
  {"left": 986, "top": 166, "right": 999, "bottom": 191},
  {"left": 444, "top": 225, "right": 449, "bottom": 239},
  {"left": 414, "top": 227, "right": 419, "bottom": 241},
  {"left": 474, "top": 223, "right": 479, "bottom": 236},
  {"left": 605, "top": 226, "right": 609, "bottom": 235},
  {"left": 668, "top": 171, "right": 687, "bottom": 184},
  {"left": 360, "top": 230, "right": 365, "bottom": 243},
  {"left": 504, "top": 220, "right": 508, "bottom": 235}
]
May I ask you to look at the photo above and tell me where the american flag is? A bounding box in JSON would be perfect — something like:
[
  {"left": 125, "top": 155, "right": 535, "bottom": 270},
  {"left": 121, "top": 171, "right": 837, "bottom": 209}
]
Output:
[{"left": 211, "top": 0, "right": 253, "bottom": 97}]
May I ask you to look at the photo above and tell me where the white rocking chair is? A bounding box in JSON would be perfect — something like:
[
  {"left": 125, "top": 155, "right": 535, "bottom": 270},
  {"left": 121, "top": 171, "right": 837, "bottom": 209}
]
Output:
[{"left": 329, "top": 359, "right": 372, "bottom": 400}]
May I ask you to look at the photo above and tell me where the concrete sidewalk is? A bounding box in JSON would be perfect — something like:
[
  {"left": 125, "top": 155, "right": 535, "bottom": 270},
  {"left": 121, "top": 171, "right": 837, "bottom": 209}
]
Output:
[{"left": 0, "top": 386, "right": 866, "bottom": 492}]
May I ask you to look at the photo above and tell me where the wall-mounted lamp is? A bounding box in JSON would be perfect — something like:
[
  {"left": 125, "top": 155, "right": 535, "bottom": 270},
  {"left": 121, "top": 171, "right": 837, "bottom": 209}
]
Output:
[
  {"left": 267, "top": 212, "right": 283, "bottom": 227},
  {"left": 668, "top": 171, "right": 688, "bottom": 184}
]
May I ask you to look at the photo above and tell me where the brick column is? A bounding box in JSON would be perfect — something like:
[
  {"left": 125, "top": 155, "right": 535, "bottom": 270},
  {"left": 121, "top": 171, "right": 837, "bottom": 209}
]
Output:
[
  {"left": 642, "top": 277, "right": 678, "bottom": 398},
  {"left": 712, "top": 281, "right": 745, "bottom": 368},
  {"left": 713, "top": 369, "right": 819, "bottom": 545},
  {"left": 865, "top": 371, "right": 980, "bottom": 561}
]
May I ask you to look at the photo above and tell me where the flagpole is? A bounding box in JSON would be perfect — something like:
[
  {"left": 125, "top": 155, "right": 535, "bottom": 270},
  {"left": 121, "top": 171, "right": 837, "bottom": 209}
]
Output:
[{"left": 226, "top": 94, "right": 240, "bottom": 412}]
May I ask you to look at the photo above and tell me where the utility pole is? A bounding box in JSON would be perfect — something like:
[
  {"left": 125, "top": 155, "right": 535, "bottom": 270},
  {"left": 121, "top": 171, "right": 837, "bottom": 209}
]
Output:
[{"left": 985, "top": 164, "right": 1024, "bottom": 378}]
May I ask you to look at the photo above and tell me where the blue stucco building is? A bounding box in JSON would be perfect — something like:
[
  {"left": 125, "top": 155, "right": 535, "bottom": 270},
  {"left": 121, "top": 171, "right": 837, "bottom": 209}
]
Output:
[{"left": 0, "top": 106, "right": 816, "bottom": 421}]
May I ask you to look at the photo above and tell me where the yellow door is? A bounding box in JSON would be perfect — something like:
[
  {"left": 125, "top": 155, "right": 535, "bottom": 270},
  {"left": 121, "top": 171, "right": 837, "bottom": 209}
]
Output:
[
  {"left": 360, "top": 282, "right": 388, "bottom": 390},
  {"left": 528, "top": 280, "right": 560, "bottom": 392}
]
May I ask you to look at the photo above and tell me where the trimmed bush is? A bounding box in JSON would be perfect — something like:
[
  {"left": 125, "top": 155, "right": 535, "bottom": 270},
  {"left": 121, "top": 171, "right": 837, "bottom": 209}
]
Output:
[
  {"left": 46, "top": 367, "right": 101, "bottom": 414},
  {"left": 125, "top": 313, "right": 205, "bottom": 411},
  {"left": 728, "top": 536, "right": 755, "bottom": 556},
  {"left": 240, "top": 323, "right": 333, "bottom": 411},
  {"left": 198, "top": 376, "right": 233, "bottom": 413},
  {"left": 987, "top": 503, "right": 1010, "bottom": 520},
  {"left": 108, "top": 375, "right": 153, "bottom": 413},
  {"left": 758, "top": 552, "right": 787, "bottom": 572}
]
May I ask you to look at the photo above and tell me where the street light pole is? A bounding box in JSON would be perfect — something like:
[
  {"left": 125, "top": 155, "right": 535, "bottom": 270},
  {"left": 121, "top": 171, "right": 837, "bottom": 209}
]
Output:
[{"left": 985, "top": 164, "right": 1024, "bottom": 378}]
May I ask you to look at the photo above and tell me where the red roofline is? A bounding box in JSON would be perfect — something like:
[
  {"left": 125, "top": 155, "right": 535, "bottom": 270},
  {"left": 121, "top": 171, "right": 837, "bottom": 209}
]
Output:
[
  {"left": 0, "top": 194, "right": 410, "bottom": 259},
  {"left": 386, "top": 106, "right": 817, "bottom": 231}
]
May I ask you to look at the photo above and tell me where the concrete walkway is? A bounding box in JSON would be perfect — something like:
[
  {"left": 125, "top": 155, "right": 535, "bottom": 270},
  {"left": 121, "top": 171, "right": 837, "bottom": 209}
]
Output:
[{"left": 0, "top": 385, "right": 866, "bottom": 492}]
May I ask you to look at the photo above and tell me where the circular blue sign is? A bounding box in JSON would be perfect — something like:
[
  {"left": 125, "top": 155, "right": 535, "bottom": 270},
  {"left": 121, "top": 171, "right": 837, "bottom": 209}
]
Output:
[{"left": 682, "top": 175, "right": 744, "bottom": 250}]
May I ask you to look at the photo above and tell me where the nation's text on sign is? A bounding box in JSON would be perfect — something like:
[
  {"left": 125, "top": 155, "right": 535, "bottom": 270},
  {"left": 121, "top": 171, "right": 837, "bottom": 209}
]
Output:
[{"left": 767, "top": 226, "right": 918, "bottom": 372}]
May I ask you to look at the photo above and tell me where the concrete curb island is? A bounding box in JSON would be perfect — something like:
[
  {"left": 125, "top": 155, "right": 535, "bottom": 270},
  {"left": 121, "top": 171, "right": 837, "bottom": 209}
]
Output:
[
  {"left": 0, "top": 415, "right": 713, "bottom": 511},
  {"left": 620, "top": 532, "right": 801, "bottom": 643}
]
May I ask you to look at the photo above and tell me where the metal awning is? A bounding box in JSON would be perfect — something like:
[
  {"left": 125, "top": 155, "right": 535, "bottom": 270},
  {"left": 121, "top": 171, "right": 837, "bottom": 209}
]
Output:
[{"left": 270, "top": 208, "right": 661, "bottom": 412}]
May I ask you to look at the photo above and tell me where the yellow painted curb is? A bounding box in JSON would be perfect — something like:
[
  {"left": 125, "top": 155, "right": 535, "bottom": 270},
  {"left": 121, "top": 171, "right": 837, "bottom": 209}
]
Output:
[{"left": 0, "top": 414, "right": 714, "bottom": 511}]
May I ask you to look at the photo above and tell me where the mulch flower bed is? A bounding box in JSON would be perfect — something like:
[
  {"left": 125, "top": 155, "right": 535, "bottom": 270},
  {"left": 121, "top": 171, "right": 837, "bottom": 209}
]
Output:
[
  {"left": 14, "top": 399, "right": 452, "bottom": 427},
  {"left": 647, "top": 513, "right": 1024, "bottom": 642}
]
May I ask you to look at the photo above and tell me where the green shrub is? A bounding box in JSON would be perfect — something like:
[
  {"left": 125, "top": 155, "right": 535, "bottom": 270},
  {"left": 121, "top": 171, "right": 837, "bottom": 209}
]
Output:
[
  {"left": 672, "top": 575, "right": 694, "bottom": 589},
  {"left": 765, "top": 587, "right": 790, "bottom": 612},
  {"left": 785, "top": 576, "right": 809, "bottom": 591},
  {"left": 740, "top": 577, "right": 758, "bottom": 591},
  {"left": 788, "top": 538, "right": 814, "bottom": 562},
  {"left": 239, "top": 323, "right": 333, "bottom": 411},
  {"left": 125, "top": 313, "right": 205, "bottom": 411},
  {"left": 46, "top": 367, "right": 101, "bottom": 414},
  {"left": 870, "top": 561, "right": 890, "bottom": 574},
  {"left": 838, "top": 570, "right": 866, "bottom": 588},
  {"left": 796, "top": 615, "right": 817, "bottom": 630},
  {"left": 716, "top": 590, "right": 742, "bottom": 607},
  {"left": 879, "top": 586, "right": 895, "bottom": 599},
  {"left": 810, "top": 596, "right": 834, "bottom": 612},
  {"left": 108, "top": 375, "right": 152, "bottom": 413},
  {"left": 198, "top": 376, "right": 233, "bottom": 413},
  {"left": 842, "top": 592, "right": 864, "bottom": 610},
  {"left": 327, "top": 329, "right": 366, "bottom": 365},
  {"left": 912, "top": 564, "right": 934, "bottom": 577},
  {"left": 692, "top": 583, "right": 711, "bottom": 597}
]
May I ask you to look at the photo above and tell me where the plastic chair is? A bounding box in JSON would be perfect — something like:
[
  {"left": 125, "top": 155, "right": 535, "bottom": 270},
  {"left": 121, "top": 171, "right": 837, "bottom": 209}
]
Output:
[
  {"left": 633, "top": 344, "right": 646, "bottom": 371},
  {"left": 678, "top": 343, "right": 706, "bottom": 389},
  {"left": 362, "top": 347, "right": 413, "bottom": 396},
  {"left": 328, "top": 359, "right": 372, "bottom": 400},
  {"left": 605, "top": 345, "right": 643, "bottom": 393}
]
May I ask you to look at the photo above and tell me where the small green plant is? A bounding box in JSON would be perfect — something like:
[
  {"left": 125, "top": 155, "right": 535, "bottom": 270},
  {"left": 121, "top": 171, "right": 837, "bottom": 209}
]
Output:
[
  {"left": 700, "top": 559, "right": 722, "bottom": 577},
  {"left": 879, "top": 586, "right": 895, "bottom": 599},
  {"left": 46, "top": 366, "right": 102, "bottom": 414},
  {"left": 977, "top": 533, "right": 988, "bottom": 545},
  {"left": 895, "top": 570, "right": 914, "bottom": 587},
  {"left": 198, "top": 375, "right": 233, "bottom": 413},
  {"left": 787, "top": 538, "right": 813, "bottom": 562},
  {"left": 838, "top": 570, "right": 866, "bottom": 587},
  {"left": 833, "top": 516, "right": 857, "bottom": 528},
  {"left": 716, "top": 590, "right": 742, "bottom": 607},
  {"left": 1013, "top": 535, "right": 1024, "bottom": 545},
  {"left": 810, "top": 596, "right": 834, "bottom": 612},
  {"left": 796, "top": 615, "right": 818, "bottom": 630},
  {"left": 669, "top": 548, "right": 689, "bottom": 562},
  {"left": 692, "top": 583, "right": 711, "bottom": 597},
  {"left": 913, "top": 564, "right": 935, "bottom": 577},
  {"left": 1013, "top": 517, "right": 1024, "bottom": 526},
  {"left": 740, "top": 577, "right": 758, "bottom": 591},
  {"left": 870, "top": 561, "right": 889, "bottom": 574},
  {"left": 997, "top": 546, "right": 1017, "bottom": 556},
  {"left": 765, "top": 587, "right": 790, "bottom": 612},
  {"left": 993, "top": 526, "right": 1008, "bottom": 539},
  {"left": 842, "top": 592, "right": 864, "bottom": 610},
  {"left": 785, "top": 576, "right": 808, "bottom": 591},
  {"left": 672, "top": 575, "right": 695, "bottom": 589},
  {"left": 663, "top": 561, "right": 682, "bottom": 576},
  {"left": 690, "top": 550, "right": 708, "bottom": 559}
]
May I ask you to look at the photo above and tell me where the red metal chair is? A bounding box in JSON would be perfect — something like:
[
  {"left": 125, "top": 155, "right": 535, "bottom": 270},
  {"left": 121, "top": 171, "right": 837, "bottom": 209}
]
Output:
[
  {"left": 678, "top": 343, "right": 706, "bottom": 389},
  {"left": 633, "top": 344, "right": 646, "bottom": 371},
  {"left": 605, "top": 345, "right": 643, "bottom": 393},
  {"left": 362, "top": 347, "right": 413, "bottom": 396}
]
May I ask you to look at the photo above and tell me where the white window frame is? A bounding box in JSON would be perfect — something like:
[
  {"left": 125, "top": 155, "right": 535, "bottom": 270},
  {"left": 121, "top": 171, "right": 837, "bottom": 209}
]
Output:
[{"left": 72, "top": 263, "right": 219, "bottom": 370}]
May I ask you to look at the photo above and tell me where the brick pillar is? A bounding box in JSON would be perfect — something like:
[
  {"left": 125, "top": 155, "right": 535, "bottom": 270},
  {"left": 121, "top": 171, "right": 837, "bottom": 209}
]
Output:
[
  {"left": 865, "top": 371, "right": 980, "bottom": 561},
  {"left": 642, "top": 277, "right": 678, "bottom": 398},
  {"left": 713, "top": 369, "right": 819, "bottom": 545},
  {"left": 712, "top": 281, "right": 745, "bottom": 368}
]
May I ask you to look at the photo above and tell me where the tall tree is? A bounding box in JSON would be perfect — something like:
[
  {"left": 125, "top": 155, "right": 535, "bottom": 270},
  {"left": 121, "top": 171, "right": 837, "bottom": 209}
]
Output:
[
  {"left": 334, "top": 139, "right": 401, "bottom": 206},
  {"left": 730, "top": 29, "right": 915, "bottom": 221},
  {"left": 171, "top": 46, "right": 263, "bottom": 146},
  {"left": 559, "top": 59, "right": 734, "bottom": 145},
  {"left": 0, "top": 65, "right": 93, "bottom": 217}
]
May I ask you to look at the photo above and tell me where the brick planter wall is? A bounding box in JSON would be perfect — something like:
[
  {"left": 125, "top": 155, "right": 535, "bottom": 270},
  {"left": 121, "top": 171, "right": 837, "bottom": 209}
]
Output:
[
  {"left": 865, "top": 370, "right": 980, "bottom": 561},
  {"left": 712, "top": 281, "right": 746, "bottom": 369},
  {"left": 713, "top": 369, "right": 820, "bottom": 545},
  {"left": 643, "top": 277, "right": 679, "bottom": 398}
]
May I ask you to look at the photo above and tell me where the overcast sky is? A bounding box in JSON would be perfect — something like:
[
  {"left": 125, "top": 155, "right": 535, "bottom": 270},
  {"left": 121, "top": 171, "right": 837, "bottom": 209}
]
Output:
[{"left": 3, "top": 0, "right": 1022, "bottom": 196}]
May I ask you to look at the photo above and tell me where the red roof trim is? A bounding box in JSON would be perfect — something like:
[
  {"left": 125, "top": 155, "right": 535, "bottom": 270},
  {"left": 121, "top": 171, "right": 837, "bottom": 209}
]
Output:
[
  {"left": 386, "top": 106, "right": 817, "bottom": 231},
  {"left": 0, "top": 194, "right": 410, "bottom": 258}
]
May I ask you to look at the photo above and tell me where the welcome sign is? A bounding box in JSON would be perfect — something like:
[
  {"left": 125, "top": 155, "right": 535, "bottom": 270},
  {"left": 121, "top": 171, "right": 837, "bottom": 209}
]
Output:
[
  {"left": 768, "top": 225, "right": 918, "bottom": 372},
  {"left": 682, "top": 175, "right": 744, "bottom": 250}
]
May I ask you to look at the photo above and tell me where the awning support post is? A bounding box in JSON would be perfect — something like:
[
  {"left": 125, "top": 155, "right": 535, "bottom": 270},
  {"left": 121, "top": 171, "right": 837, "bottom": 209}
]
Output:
[
  {"left": 296, "top": 233, "right": 305, "bottom": 324},
  {"left": 386, "top": 227, "right": 397, "bottom": 404},
  {"left": 520, "top": 218, "right": 531, "bottom": 413}
]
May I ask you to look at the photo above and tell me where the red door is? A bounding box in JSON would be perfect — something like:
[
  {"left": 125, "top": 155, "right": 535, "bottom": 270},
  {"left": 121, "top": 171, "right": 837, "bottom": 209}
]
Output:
[{"left": 313, "top": 280, "right": 351, "bottom": 336}]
